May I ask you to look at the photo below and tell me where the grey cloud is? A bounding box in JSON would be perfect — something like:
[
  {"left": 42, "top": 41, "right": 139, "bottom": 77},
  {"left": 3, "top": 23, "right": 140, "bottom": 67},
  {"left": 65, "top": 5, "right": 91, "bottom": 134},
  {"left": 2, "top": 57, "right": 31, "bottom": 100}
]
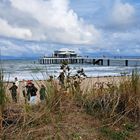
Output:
[
  {"left": 0, "top": 2, "right": 39, "bottom": 28},
  {"left": 0, "top": 0, "right": 101, "bottom": 44},
  {"left": 0, "top": 0, "right": 140, "bottom": 57}
]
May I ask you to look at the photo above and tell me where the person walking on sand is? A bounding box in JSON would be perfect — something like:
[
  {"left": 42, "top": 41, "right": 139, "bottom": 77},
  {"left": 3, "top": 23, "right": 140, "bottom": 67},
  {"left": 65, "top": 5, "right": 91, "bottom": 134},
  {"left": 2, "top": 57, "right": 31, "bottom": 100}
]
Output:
[
  {"left": 15, "top": 77, "right": 20, "bottom": 101},
  {"left": 39, "top": 84, "right": 46, "bottom": 102},
  {"left": 15, "top": 77, "right": 19, "bottom": 87},
  {"left": 9, "top": 82, "right": 18, "bottom": 103},
  {"left": 26, "top": 80, "right": 32, "bottom": 102},
  {"left": 29, "top": 83, "right": 38, "bottom": 105}
]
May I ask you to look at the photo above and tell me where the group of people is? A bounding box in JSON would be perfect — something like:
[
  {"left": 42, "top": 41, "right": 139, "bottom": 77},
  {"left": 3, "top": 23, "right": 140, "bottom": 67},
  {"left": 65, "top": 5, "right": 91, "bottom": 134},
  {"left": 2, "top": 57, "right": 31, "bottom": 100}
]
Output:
[{"left": 9, "top": 77, "right": 46, "bottom": 104}]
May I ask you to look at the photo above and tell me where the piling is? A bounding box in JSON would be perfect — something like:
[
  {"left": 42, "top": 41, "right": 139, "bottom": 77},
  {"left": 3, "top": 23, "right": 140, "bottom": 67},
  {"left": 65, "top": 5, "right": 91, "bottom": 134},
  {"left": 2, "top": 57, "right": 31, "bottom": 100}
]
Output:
[
  {"left": 125, "top": 60, "right": 128, "bottom": 66},
  {"left": 107, "top": 59, "right": 110, "bottom": 66}
]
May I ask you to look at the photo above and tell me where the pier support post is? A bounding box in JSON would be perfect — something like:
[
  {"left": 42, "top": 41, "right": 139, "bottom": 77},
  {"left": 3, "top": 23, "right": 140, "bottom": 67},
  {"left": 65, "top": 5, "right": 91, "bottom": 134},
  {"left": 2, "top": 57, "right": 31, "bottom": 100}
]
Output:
[
  {"left": 125, "top": 60, "right": 128, "bottom": 66},
  {"left": 101, "top": 59, "right": 103, "bottom": 66},
  {"left": 82, "top": 59, "right": 84, "bottom": 64},
  {"left": 93, "top": 59, "right": 95, "bottom": 65},
  {"left": 107, "top": 59, "right": 110, "bottom": 66}
]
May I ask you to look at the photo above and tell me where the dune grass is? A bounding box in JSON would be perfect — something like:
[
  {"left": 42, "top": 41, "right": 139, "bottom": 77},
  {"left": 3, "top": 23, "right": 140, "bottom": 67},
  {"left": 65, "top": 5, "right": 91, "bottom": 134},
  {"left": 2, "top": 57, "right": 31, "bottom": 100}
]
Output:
[
  {"left": 0, "top": 64, "right": 140, "bottom": 139},
  {"left": 0, "top": 68, "right": 7, "bottom": 130},
  {"left": 81, "top": 69, "right": 140, "bottom": 125}
]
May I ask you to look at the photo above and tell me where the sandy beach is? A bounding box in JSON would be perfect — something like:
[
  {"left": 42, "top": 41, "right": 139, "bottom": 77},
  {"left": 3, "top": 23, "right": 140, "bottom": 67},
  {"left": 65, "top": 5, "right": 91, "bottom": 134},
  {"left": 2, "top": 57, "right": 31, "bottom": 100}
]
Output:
[{"left": 5, "top": 76, "right": 125, "bottom": 104}]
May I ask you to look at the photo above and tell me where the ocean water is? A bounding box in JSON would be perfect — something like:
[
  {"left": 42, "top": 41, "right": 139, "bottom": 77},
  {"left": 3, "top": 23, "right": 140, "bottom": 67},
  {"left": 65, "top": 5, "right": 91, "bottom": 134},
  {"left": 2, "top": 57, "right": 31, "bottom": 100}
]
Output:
[{"left": 1, "top": 59, "right": 140, "bottom": 81}]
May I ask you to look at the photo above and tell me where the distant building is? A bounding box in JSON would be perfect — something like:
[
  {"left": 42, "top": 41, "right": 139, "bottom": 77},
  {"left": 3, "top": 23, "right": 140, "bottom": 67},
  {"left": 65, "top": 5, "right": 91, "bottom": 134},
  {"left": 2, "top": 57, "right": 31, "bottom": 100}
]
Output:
[{"left": 53, "top": 50, "right": 77, "bottom": 58}]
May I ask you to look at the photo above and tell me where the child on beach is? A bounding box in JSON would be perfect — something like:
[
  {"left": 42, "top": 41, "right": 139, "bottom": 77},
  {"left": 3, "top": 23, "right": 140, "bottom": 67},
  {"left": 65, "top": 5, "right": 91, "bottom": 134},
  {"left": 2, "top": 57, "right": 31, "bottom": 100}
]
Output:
[{"left": 9, "top": 82, "right": 18, "bottom": 103}]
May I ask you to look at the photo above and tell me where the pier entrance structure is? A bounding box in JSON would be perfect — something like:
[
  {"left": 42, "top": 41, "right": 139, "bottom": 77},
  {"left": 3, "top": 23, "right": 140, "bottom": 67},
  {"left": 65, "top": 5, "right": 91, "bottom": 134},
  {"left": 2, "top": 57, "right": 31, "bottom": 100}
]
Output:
[
  {"left": 39, "top": 50, "right": 85, "bottom": 64},
  {"left": 54, "top": 50, "right": 77, "bottom": 58},
  {"left": 39, "top": 50, "right": 140, "bottom": 66}
]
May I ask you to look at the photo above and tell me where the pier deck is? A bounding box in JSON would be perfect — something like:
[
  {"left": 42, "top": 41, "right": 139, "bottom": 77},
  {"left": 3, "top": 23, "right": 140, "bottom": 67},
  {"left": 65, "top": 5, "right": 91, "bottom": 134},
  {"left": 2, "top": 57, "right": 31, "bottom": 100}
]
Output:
[{"left": 39, "top": 57, "right": 140, "bottom": 66}]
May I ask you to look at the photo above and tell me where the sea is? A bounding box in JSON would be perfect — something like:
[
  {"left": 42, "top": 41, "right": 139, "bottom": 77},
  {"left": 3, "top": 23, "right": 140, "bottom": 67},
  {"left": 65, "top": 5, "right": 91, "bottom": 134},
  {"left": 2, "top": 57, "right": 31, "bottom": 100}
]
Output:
[{"left": 1, "top": 59, "right": 140, "bottom": 82}]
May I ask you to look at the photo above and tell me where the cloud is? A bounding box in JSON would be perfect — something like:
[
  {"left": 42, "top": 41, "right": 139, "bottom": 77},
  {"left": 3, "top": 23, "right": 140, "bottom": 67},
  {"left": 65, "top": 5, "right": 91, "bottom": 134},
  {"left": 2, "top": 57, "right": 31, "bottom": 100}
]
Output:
[
  {"left": 0, "top": 39, "right": 27, "bottom": 56},
  {"left": 0, "top": 0, "right": 140, "bottom": 58},
  {"left": 0, "top": 18, "right": 32, "bottom": 39},
  {"left": 0, "top": 38, "right": 47, "bottom": 57},
  {"left": 7, "top": 0, "right": 100, "bottom": 44},
  {"left": 111, "top": 1, "right": 135, "bottom": 25},
  {"left": 0, "top": 37, "right": 87, "bottom": 58},
  {"left": 112, "top": 30, "right": 140, "bottom": 41}
]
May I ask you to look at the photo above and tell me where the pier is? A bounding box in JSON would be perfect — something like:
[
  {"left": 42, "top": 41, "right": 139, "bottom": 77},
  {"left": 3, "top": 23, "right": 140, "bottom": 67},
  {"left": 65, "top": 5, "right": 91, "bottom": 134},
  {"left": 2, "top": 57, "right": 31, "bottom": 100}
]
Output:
[
  {"left": 39, "top": 57, "right": 140, "bottom": 66},
  {"left": 39, "top": 50, "right": 140, "bottom": 66}
]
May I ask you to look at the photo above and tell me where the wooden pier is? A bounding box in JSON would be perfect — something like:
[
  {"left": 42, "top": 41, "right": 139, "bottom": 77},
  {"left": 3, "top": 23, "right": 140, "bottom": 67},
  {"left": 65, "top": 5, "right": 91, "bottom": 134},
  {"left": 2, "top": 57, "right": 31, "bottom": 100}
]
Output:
[{"left": 39, "top": 57, "right": 140, "bottom": 66}]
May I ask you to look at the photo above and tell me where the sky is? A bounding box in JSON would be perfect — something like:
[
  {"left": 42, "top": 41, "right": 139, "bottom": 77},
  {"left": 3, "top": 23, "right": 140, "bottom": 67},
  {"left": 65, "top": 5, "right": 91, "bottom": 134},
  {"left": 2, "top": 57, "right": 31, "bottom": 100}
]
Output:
[{"left": 0, "top": 0, "right": 140, "bottom": 58}]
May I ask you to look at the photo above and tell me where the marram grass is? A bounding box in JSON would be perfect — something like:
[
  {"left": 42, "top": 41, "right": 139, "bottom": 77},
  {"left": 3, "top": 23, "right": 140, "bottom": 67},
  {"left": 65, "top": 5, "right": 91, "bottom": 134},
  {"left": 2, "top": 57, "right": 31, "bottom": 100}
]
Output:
[
  {"left": 0, "top": 64, "right": 140, "bottom": 139},
  {"left": 0, "top": 69, "right": 7, "bottom": 130},
  {"left": 81, "top": 71, "right": 140, "bottom": 125}
]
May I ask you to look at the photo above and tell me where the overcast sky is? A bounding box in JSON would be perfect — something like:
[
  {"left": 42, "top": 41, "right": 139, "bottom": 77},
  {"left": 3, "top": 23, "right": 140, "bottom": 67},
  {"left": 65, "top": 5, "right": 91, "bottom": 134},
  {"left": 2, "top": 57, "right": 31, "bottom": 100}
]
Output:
[{"left": 0, "top": 0, "right": 140, "bottom": 58}]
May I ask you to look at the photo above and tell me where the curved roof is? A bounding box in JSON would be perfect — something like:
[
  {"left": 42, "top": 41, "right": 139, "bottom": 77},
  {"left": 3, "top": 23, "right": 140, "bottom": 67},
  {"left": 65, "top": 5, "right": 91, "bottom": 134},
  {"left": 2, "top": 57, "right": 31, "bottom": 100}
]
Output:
[{"left": 59, "top": 48, "right": 72, "bottom": 52}]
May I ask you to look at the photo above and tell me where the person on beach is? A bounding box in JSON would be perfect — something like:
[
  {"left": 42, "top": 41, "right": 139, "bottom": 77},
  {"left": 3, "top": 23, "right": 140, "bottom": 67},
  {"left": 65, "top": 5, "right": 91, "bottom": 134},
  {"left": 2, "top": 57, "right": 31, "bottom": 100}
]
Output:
[
  {"left": 26, "top": 81, "right": 38, "bottom": 105},
  {"left": 29, "top": 83, "right": 38, "bottom": 105},
  {"left": 26, "top": 80, "right": 32, "bottom": 101},
  {"left": 9, "top": 82, "right": 18, "bottom": 103},
  {"left": 15, "top": 77, "right": 19, "bottom": 87},
  {"left": 39, "top": 84, "right": 46, "bottom": 102},
  {"left": 15, "top": 77, "right": 20, "bottom": 101}
]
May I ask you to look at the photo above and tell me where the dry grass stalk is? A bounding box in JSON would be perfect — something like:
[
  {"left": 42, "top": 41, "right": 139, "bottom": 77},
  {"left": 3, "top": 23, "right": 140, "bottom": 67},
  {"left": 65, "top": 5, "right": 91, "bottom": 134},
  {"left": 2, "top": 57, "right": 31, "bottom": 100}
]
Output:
[{"left": 81, "top": 73, "right": 140, "bottom": 125}]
